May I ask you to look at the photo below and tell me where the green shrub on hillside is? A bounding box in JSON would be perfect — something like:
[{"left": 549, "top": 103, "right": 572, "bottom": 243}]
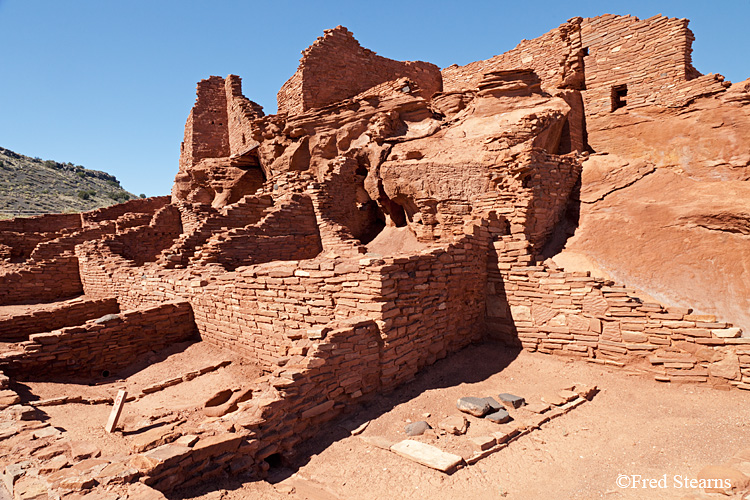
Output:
[
  {"left": 108, "top": 191, "right": 131, "bottom": 202},
  {"left": 78, "top": 189, "right": 96, "bottom": 200}
]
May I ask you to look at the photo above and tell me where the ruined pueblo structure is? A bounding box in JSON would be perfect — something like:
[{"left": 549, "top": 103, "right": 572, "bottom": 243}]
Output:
[{"left": 1, "top": 13, "right": 749, "bottom": 499}]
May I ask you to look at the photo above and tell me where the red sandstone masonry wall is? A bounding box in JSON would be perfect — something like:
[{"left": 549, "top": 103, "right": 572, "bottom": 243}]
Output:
[
  {"left": 29, "top": 221, "right": 116, "bottom": 261},
  {"left": 158, "top": 195, "right": 275, "bottom": 268},
  {"left": 225, "top": 75, "right": 264, "bottom": 157},
  {"left": 579, "top": 14, "right": 706, "bottom": 115},
  {"left": 0, "top": 301, "right": 197, "bottom": 380},
  {"left": 179, "top": 77, "right": 230, "bottom": 170},
  {"left": 195, "top": 193, "right": 322, "bottom": 270},
  {"left": 278, "top": 26, "right": 442, "bottom": 115},
  {"left": 374, "top": 235, "right": 488, "bottom": 389},
  {"left": 0, "top": 213, "right": 81, "bottom": 233},
  {"left": 486, "top": 238, "right": 750, "bottom": 389},
  {"left": 101, "top": 204, "right": 183, "bottom": 266},
  {"left": 71, "top": 227, "right": 492, "bottom": 490},
  {"left": 472, "top": 149, "right": 581, "bottom": 258},
  {"left": 0, "top": 232, "right": 46, "bottom": 261},
  {"left": 0, "top": 256, "right": 82, "bottom": 305},
  {"left": 442, "top": 14, "right": 724, "bottom": 117},
  {"left": 77, "top": 225, "right": 490, "bottom": 375},
  {"left": 442, "top": 20, "right": 570, "bottom": 93},
  {"left": 81, "top": 196, "right": 170, "bottom": 227},
  {"left": 0, "top": 297, "right": 119, "bottom": 342},
  {"left": 0, "top": 199, "right": 171, "bottom": 264},
  {"left": 135, "top": 317, "right": 383, "bottom": 493}
]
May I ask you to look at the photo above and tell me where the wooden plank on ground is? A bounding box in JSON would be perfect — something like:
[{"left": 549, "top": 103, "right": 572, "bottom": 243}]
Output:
[{"left": 105, "top": 390, "right": 127, "bottom": 433}]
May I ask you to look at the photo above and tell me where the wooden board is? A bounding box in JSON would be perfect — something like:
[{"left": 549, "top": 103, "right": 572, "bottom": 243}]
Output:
[{"left": 105, "top": 390, "right": 127, "bottom": 433}]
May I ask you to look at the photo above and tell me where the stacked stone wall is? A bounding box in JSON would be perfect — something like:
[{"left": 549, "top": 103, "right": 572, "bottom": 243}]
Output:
[
  {"left": 179, "top": 77, "right": 230, "bottom": 170},
  {"left": 442, "top": 20, "right": 569, "bottom": 93},
  {"left": 0, "top": 213, "right": 81, "bottom": 233},
  {"left": 0, "top": 301, "right": 197, "bottom": 379},
  {"left": 195, "top": 194, "right": 322, "bottom": 270},
  {"left": 442, "top": 14, "right": 726, "bottom": 118},
  {"left": 225, "top": 75, "right": 264, "bottom": 157},
  {"left": 579, "top": 14, "right": 709, "bottom": 115},
  {"left": 486, "top": 238, "right": 749, "bottom": 388},
  {"left": 101, "top": 205, "right": 183, "bottom": 266},
  {"left": 0, "top": 256, "right": 83, "bottom": 305},
  {"left": 77, "top": 225, "right": 488, "bottom": 375},
  {"left": 159, "top": 195, "right": 275, "bottom": 268},
  {"left": 278, "top": 26, "right": 442, "bottom": 115},
  {"left": 80, "top": 196, "right": 170, "bottom": 227},
  {"left": 0, "top": 232, "right": 46, "bottom": 261},
  {"left": 0, "top": 297, "right": 119, "bottom": 342}
]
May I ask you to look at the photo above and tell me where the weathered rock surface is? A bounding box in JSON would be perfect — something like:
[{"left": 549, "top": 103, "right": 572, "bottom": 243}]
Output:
[
  {"left": 0, "top": 13, "right": 749, "bottom": 499},
  {"left": 557, "top": 92, "right": 750, "bottom": 333}
]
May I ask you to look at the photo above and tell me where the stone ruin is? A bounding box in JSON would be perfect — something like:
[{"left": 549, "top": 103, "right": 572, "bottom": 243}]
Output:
[{"left": 0, "top": 14, "right": 749, "bottom": 498}]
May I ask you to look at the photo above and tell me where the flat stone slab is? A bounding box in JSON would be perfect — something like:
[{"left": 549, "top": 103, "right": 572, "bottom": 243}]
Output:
[
  {"left": 457, "top": 397, "right": 491, "bottom": 417},
  {"left": 558, "top": 389, "right": 579, "bottom": 402},
  {"left": 360, "top": 435, "right": 394, "bottom": 450},
  {"left": 438, "top": 415, "right": 468, "bottom": 435},
  {"left": 481, "top": 397, "right": 502, "bottom": 412},
  {"left": 524, "top": 402, "right": 551, "bottom": 414},
  {"left": 470, "top": 435, "right": 496, "bottom": 451},
  {"left": 485, "top": 408, "right": 511, "bottom": 424},
  {"left": 390, "top": 440, "right": 464, "bottom": 472},
  {"left": 498, "top": 393, "right": 525, "bottom": 408}
]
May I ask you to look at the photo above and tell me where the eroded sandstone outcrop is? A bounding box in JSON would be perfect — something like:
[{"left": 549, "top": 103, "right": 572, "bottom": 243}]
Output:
[{"left": 0, "top": 14, "right": 748, "bottom": 499}]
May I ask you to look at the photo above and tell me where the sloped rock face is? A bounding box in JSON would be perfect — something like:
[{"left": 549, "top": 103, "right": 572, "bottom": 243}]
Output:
[{"left": 560, "top": 77, "right": 750, "bottom": 332}]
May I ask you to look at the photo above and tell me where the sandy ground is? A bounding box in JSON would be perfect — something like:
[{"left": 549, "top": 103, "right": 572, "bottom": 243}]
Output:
[
  {"left": 366, "top": 226, "right": 426, "bottom": 256},
  {"left": 176, "top": 343, "right": 749, "bottom": 500},
  {"left": 12, "top": 341, "right": 261, "bottom": 458}
]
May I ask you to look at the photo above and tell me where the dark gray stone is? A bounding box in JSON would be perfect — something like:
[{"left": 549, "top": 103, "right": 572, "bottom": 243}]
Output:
[
  {"left": 457, "top": 397, "right": 492, "bottom": 417},
  {"left": 485, "top": 408, "right": 511, "bottom": 424},
  {"left": 481, "top": 397, "right": 502, "bottom": 412},
  {"left": 405, "top": 421, "right": 431, "bottom": 436},
  {"left": 498, "top": 393, "right": 525, "bottom": 409}
]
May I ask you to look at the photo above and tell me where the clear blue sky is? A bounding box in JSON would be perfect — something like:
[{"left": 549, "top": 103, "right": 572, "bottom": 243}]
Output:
[{"left": 0, "top": 0, "right": 747, "bottom": 197}]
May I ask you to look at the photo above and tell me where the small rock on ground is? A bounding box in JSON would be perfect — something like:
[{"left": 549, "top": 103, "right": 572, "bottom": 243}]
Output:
[{"left": 405, "top": 421, "right": 431, "bottom": 436}]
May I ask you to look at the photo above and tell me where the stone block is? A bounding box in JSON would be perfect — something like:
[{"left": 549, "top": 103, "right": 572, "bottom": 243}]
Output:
[
  {"left": 390, "top": 440, "right": 464, "bottom": 472},
  {"left": 470, "top": 435, "right": 496, "bottom": 451},
  {"left": 457, "top": 397, "right": 491, "bottom": 417},
  {"left": 438, "top": 415, "right": 468, "bottom": 435},
  {"left": 485, "top": 409, "right": 511, "bottom": 424},
  {"left": 498, "top": 393, "right": 525, "bottom": 408}
]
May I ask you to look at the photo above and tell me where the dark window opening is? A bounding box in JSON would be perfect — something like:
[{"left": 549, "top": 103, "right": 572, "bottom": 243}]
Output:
[
  {"left": 611, "top": 84, "right": 628, "bottom": 111},
  {"left": 582, "top": 47, "right": 589, "bottom": 56}
]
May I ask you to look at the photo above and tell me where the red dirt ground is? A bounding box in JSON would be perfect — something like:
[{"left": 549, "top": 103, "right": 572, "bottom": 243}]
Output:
[{"left": 165, "top": 343, "right": 749, "bottom": 500}]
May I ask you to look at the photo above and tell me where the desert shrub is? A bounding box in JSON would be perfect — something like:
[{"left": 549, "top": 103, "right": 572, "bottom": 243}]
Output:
[
  {"left": 78, "top": 189, "right": 96, "bottom": 200},
  {"left": 108, "top": 191, "right": 131, "bottom": 202}
]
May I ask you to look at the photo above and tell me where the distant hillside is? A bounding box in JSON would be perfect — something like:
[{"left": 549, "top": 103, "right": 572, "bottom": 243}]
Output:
[{"left": 0, "top": 146, "right": 139, "bottom": 218}]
